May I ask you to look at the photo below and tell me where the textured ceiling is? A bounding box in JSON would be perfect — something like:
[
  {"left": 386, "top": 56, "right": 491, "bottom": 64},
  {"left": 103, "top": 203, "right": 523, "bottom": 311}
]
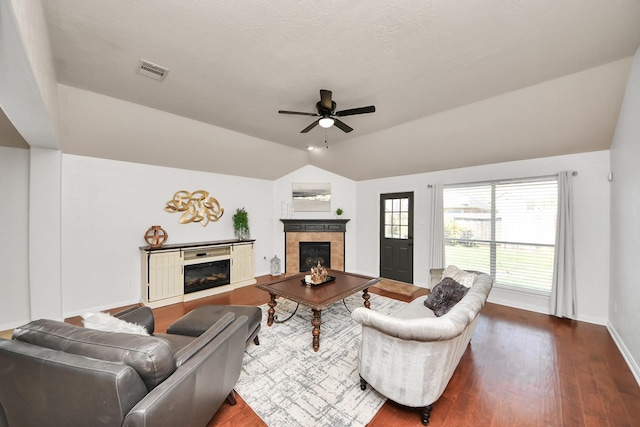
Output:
[{"left": 7, "top": 1, "right": 640, "bottom": 180}]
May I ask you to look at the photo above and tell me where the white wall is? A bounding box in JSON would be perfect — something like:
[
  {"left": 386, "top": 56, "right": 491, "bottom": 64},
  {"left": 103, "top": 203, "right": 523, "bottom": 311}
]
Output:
[
  {"left": 29, "top": 148, "right": 62, "bottom": 320},
  {"left": 356, "top": 151, "right": 611, "bottom": 324},
  {"left": 61, "top": 154, "right": 274, "bottom": 317},
  {"left": 0, "top": 147, "right": 30, "bottom": 330},
  {"left": 609, "top": 47, "right": 640, "bottom": 382},
  {"left": 1, "top": 148, "right": 612, "bottom": 327},
  {"left": 273, "top": 165, "right": 357, "bottom": 271}
]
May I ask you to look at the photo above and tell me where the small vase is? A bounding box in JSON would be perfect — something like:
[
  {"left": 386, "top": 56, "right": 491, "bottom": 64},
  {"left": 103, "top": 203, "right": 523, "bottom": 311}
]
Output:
[{"left": 235, "top": 228, "right": 250, "bottom": 241}]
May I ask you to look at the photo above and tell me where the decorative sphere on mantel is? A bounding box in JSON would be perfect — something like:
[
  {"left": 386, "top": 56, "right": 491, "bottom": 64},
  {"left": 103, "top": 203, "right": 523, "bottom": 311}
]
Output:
[{"left": 144, "top": 225, "right": 168, "bottom": 248}]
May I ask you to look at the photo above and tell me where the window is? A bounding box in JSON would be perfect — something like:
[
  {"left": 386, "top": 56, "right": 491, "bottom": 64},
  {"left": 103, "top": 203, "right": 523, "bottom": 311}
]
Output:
[
  {"left": 384, "top": 196, "right": 410, "bottom": 239},
  {"left": 443, "top": 178, "right": 557, "bottom": 292}
]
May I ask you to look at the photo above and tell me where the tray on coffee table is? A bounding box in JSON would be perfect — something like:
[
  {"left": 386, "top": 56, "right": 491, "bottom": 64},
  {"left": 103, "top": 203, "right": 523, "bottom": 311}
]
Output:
[{"left": 301, "top": 275, "right": 336, "bottom": 286}]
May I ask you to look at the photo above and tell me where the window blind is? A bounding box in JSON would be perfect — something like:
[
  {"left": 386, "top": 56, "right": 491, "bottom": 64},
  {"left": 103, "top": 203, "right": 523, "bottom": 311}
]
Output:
[{"left": 443, "top": 178, "right": 558, "bottom": 292}]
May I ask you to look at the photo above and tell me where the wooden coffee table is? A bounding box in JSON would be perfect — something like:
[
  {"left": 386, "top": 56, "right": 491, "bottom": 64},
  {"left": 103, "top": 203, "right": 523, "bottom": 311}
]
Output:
[{"left": 257, "top": 269, "right": 380, "bottom": 352}]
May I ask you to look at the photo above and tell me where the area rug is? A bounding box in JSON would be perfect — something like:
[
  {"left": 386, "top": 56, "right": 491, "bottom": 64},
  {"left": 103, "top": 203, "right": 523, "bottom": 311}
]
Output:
[
  {"left": 235, "top": 293, "right": 406, "bottom": 427},
  {"left": 371, "top": 278, "right": 422, "bottom": 296}
]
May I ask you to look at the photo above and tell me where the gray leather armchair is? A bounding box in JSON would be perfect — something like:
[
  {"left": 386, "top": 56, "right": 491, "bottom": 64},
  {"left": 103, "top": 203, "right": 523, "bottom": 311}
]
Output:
[{"left": 0, "top": 307, "right": 248, "bottom": 427}]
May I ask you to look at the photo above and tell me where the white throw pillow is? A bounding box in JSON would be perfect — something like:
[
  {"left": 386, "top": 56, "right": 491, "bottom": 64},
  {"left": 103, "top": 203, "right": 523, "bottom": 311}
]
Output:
[
  {"left": 441, "top": 265, "right": 477, "bottom": 288},
  {"left": 82, "top": 311, "right": 149, "bottom": 335}
]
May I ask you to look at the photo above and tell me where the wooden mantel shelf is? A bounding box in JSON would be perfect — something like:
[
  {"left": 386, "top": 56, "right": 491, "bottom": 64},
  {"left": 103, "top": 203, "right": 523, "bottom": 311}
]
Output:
[{"left": 280, "top": 219, "right": 350, "bottom": 233}]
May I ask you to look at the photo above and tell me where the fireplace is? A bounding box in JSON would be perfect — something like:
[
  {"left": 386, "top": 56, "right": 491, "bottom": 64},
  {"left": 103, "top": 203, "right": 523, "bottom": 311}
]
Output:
[
  {"left": 183, "top": 259, "right": 230, "bottom": 294},
  {"left": 281, "top": 219, "right": 349, "bottom": 273},
  {"left": 183, "top": 246, "right": 231, "bottom": 294},
  {"left": 299, "top": 241, "right": 331, "bottom": 272}
]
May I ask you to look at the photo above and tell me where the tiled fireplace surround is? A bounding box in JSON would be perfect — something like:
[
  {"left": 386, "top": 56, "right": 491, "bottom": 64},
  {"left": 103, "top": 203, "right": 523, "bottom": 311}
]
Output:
[{"left": 281, "top": 219, "right": 349, "bottom": 273}]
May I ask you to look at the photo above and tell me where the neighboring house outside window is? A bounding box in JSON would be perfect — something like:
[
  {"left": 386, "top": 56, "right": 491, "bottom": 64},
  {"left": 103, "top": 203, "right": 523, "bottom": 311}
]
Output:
[{"left": 443, "top": 177, "right": 558, "bottom": 293}]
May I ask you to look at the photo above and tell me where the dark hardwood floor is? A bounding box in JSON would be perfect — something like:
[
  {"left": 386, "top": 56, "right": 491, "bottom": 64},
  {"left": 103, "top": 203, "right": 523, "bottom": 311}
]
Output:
[{"left": 81, "top": 277, "right": 640, "bottom": 427}]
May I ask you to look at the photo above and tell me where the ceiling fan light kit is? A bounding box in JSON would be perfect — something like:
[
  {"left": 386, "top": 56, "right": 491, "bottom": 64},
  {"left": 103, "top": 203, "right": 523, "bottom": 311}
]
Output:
[
  {"left": 279, "top": 89, "right": 375, "bottom": 135},
  {"left": 319, "top": 117, "right": 334, "bottom": 128}
]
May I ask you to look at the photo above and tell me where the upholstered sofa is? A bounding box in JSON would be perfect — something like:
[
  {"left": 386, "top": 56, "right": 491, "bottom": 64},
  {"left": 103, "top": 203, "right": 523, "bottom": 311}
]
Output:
[
  {"left": 352, "top": 268, "right": 493, "bottom": 425},
  {"left": 0, "top": 307, "right": 248, "bottom": 427}
]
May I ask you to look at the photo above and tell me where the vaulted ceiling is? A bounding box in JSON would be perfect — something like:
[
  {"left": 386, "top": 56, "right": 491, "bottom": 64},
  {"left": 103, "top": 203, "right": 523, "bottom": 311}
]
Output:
[{"left": 3, "top": 1, "right": 640, "bottom": 180}]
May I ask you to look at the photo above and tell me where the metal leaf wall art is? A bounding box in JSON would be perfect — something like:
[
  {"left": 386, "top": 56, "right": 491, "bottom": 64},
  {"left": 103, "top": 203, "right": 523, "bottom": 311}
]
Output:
[{"left": 164, "top": 190, "right": 224, "bottom": 227}]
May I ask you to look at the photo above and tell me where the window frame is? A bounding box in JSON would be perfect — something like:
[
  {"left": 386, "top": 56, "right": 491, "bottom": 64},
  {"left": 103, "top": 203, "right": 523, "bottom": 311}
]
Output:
[{"left": 443, "top": 175, "right": 558, "bottom": 294}]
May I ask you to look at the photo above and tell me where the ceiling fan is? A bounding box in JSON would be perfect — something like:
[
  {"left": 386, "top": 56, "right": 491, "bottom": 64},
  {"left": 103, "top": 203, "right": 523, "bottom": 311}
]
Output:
[{"left": 278, "top": 89, "right": 375, "bottom": 133}]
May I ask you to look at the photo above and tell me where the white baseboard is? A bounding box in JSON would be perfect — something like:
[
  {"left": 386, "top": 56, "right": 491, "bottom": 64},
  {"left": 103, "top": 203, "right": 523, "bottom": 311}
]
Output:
[{"left": 607, "top": 322, "right": 640, "bottom": 387}]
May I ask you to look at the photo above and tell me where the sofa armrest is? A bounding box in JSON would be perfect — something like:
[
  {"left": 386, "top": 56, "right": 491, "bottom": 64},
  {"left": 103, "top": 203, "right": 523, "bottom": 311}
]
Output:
[
  {"left": 113, "top": 306, "right": 155, "bottom": 334},
  {"left": 430, "top": 268, "right": 445, "bottom": 287},
  {"left": 173, "top": 312, "right": 237, "bottom": 366},
  {"left": 122, "top": 314, "right": 248, "bottom": 427}
]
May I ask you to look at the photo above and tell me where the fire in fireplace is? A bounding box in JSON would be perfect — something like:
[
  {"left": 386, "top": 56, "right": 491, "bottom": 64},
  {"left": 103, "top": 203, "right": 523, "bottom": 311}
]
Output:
[
  {"left": 299, "top": 241, "right": 331, "bottom": 272},
  {"left": 183, "top": 259, "right": 231, "bottom": 294}
]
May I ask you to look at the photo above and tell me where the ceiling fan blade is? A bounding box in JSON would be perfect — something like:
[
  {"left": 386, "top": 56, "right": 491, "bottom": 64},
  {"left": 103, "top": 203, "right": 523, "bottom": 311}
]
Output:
[
  {"left": 319, "top": 89, "right": 333, "bottom": 111},
  {"left": 279, "top": 110, "right": 319, "bottom": 117},
  {"left": 301, "top": 120, "right": 320, "bottom": 133},
  {"left": 335, "top": 105, "right": 376, "bottom": 117},
  {"left": 333, "top": 118, "right": 354, "bottom": 133}
]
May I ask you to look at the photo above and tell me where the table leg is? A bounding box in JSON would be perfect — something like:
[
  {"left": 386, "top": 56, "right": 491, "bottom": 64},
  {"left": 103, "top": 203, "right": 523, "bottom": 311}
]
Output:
[
  {"left": 362, "top": 288, "right": 371, "bottom": 309},
  {"left": 267, "top": 293, "right": 277, "bottom": 326},
  {"left": 311, "top": 309, "right": 322, "bottom": 352}
]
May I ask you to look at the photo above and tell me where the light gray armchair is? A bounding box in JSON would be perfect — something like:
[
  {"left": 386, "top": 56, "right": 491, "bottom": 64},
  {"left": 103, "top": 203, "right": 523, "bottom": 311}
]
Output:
[{"left": 351, "top": 269, "right": 493, "bottom": 425}]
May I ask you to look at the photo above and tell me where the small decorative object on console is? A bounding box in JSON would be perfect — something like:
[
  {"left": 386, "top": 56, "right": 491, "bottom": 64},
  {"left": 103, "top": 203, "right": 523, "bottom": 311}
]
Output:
[
  {"left": 270, "top": 255, "right": 282, "bottom": 276},
  {"left": 144, "top": 225, "right": 168, "bottom": 248},
  {"left": 310, "top": 260, "right": 328, "bottom": 284}
]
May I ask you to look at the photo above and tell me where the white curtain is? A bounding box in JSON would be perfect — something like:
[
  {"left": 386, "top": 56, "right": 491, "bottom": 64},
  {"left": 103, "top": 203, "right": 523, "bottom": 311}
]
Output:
[
  {"left": 429, "top": 183, "right": 445, "bottom": 270},
  {"left": 550, "top": 171, "right": 577, "bottom": 319}
]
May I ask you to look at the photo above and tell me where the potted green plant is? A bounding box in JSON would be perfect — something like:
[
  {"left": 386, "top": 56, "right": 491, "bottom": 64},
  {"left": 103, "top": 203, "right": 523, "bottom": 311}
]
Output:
[
  {"left": 335, "top": 208, "right": 343, "bottom": 218},
  {"left": 232, "top": 207, "right": 250, "bottom": 240}
]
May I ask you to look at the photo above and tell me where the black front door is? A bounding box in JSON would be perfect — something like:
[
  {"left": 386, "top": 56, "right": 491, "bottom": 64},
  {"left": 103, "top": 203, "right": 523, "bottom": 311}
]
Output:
[{"left": 379, "top": 192, "right": 414, "bottom": 283}]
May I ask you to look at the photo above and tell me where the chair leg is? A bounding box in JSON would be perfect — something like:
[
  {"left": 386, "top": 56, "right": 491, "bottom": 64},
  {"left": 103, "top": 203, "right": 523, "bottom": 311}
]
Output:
[
  {"left": 359, "top": 375, "right": 367, "bottom": 390},
  {"left": 253, "top": 335, "right": 260, "bottom": 345},
  {"left": 421, "top": 404, "right": 432, "bottom": 425},
  {"left": 226, "top": 389, "right": 238, "bottom": 406}
]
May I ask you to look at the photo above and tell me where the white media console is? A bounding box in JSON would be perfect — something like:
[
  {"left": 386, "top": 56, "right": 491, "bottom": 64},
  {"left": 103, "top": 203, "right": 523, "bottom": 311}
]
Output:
[{"left": 140, "top": 239, "right": 256, "bottom": 308}]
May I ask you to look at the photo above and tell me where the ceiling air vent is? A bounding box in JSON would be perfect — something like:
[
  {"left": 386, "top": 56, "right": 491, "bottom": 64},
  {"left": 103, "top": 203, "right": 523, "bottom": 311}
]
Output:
[{"left": 137, "top": 60, "right": 169, "bottom": 81}]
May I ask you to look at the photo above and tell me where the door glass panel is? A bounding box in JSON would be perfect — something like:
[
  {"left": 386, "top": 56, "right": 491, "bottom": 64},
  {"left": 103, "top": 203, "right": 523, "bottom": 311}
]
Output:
[
  {"left": 400, "top": 212, "right": 408, "bottom": 226},
  {"left": 385, "top": 225, "right": 393, "bottom": 238},
  {"left": 384, "top": 196, "right": 410, "bottom": 240}
]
